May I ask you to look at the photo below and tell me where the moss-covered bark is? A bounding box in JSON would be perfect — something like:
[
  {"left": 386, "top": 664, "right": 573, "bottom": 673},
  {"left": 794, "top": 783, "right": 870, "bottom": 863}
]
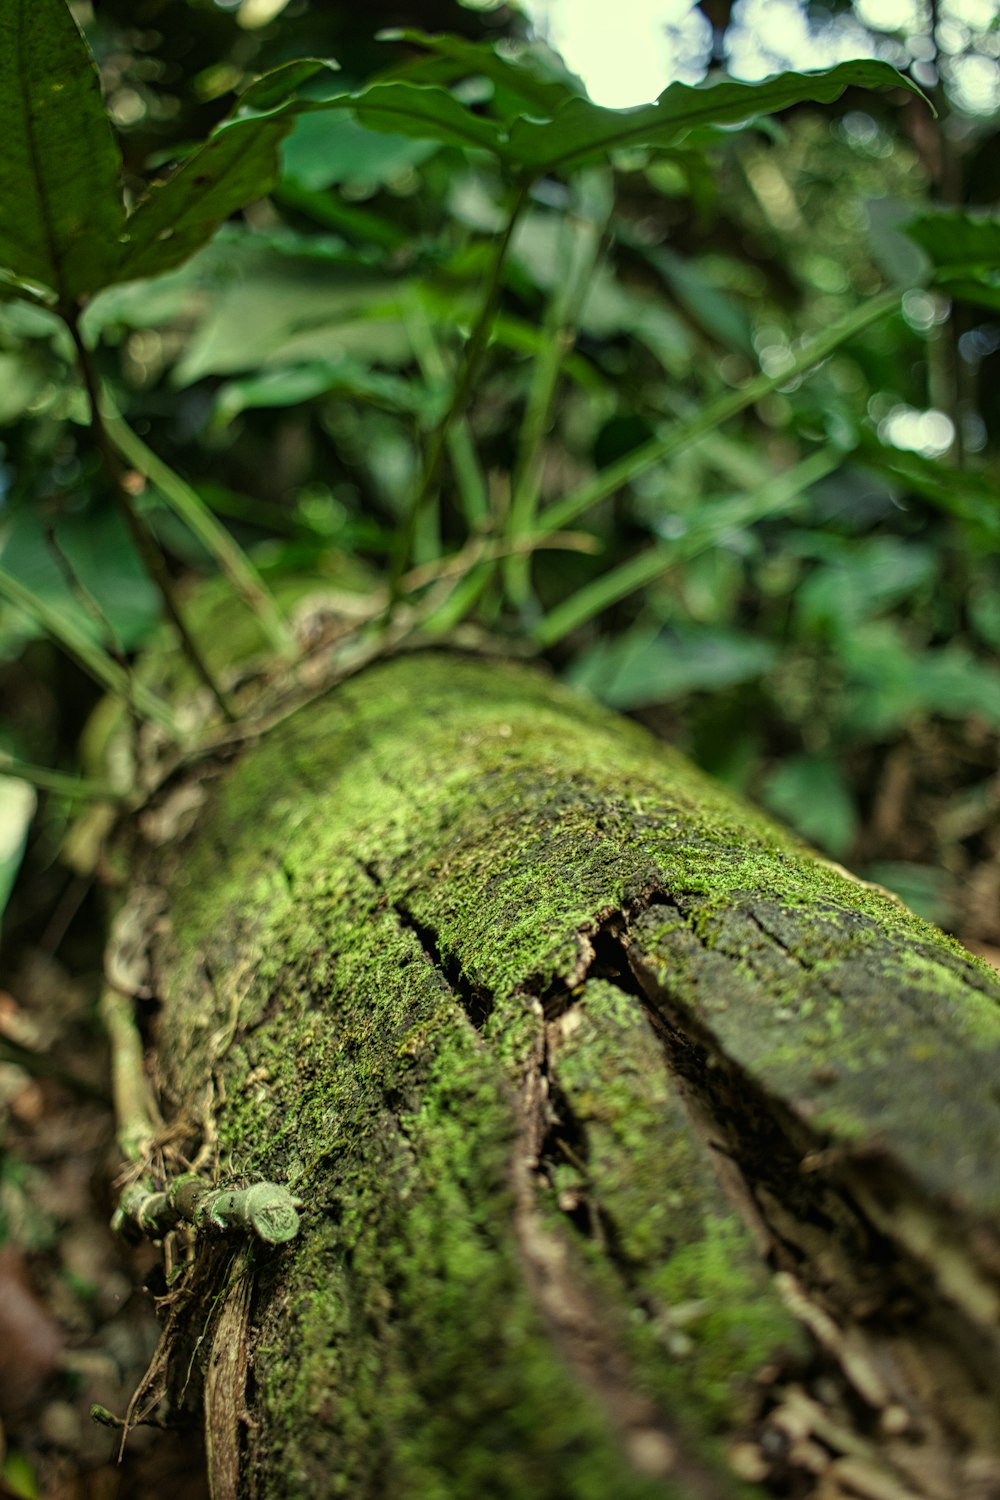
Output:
[{"left": 123, "top": 651, "right": 1000, "bottom": 1499}]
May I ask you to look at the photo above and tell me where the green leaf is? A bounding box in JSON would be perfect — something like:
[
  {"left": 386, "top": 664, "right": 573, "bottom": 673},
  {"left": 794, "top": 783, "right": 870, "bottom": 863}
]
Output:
[
  {"left": 839, "top": 623, "right": 1000, "bottom": 736},
  {"left": 648, "top": 247, "right": 754, "bottom": 354},
  {"left": 904, "top": 210, "right": 1000, "bottom": 310},
  {"left": 0, "top": 503, "right": 160, "bottom": 654},
  {"left": 969, "top": 584, "right": 1000, "bottom": 652},
  {"left": 567, "top": 626, "right": 777, "bottom": 709},
  {"left": 905, "top": 210, "right": 1000, "bottom": 270},
  {"left": 282, "top": 111, "right": 437, "bottom": 194},
  {"left": 116, "top": 63, "right": 337, "bottom": 284},
  {"left": 0, "top": 0, "right": 125, "bottom": 302},
  {"left": 337, "top": 82, "right": 504, "bottom": 154},
  {"left": 866, "top": 197, "right": 931, "bottom": 288},
  {"left": 505, "top": 62, "right": 927, "bottom": 175},
  {"left": 0, "top": 351, "right": 48, "bottom": 424},
  {"left": 173, "top": 252, "right": 412, "bottom": 386},
  {"left": 760, "top": 754, "right": 857, "bottom": 858},
  {"left": 379, "top": 30, "right": 578, "bottom": 119},
  {"left": 118, "top": 71, "right": 504, "bottom": 284},
  {"left": 796, "top": 537, "right": 936, "bottom": 636},
  {"left": 117, "top": 119, "right": 296, "bottom": 282},
  {"left": 236, "top": 58, "right": 339, "bottom": 114},
  {"left": 215, "top": 361, "right": 436, "bottom": 421},
  {"left": 861, "top": 863, "right": 953, "bottom": 925},
  {"left": 858, "top": 439, "right": 1000, "bottom": 545}
]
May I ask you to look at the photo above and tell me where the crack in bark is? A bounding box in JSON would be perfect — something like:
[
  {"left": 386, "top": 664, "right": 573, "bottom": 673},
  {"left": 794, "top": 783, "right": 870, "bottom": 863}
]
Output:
[
  {"left": 509, "top": 1156, "right": 735, "bottom": 1497},
  {"left": 744, "top": 911, "right": 817, "bottom": 972},
  {"left": 615, "top": 906, "right": 1000, "bottom": 1498},
  {"left": 333, "top": 861, "right": 1000, "bottom": 1497},
  {"left": 358, "top": 860, "right": 494, "bottom": 1028},
  {"left": 512, "top": 992, "right": 739, "bottom": 1498}
]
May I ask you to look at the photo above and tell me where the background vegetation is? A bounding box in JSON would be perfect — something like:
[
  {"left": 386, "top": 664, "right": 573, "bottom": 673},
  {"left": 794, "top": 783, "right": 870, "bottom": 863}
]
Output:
[{"left": 0, "top": 0, "right": 998, "bottom": 1490}]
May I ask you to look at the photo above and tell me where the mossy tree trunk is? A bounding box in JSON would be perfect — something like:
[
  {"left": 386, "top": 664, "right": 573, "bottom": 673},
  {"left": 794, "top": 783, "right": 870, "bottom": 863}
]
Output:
[{"left": 122, "top": 651, "right": 1000, "bottom": 1500}]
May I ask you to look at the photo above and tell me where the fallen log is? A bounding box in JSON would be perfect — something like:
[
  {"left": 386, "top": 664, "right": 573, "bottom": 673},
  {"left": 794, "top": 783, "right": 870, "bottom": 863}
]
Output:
[{"left": 113, "top": 648, "right": 1000, "bottom": 1499}]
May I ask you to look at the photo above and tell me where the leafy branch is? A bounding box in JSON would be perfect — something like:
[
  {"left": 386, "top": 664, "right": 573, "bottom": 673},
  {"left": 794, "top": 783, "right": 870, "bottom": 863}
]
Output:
[{"left": 0, "top": 0, "right": 934, "bottom": 788}]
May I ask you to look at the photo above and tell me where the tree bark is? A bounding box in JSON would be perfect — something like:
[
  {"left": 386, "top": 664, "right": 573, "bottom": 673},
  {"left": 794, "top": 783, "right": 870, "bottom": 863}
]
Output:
[{"left": 122, "top": 649, "right": 1000, "bottom": 1500}]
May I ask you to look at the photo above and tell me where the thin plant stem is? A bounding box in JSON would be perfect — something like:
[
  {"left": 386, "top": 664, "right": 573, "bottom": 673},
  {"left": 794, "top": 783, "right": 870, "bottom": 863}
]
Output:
[
  {"left": 44, "top": 521, "right": 144, "bottom": 760},
  {"left": 0, "top": 563, "right": 181, "bottom": 735},
  {"left": 390, "top": 178, "right": 533, "bottom": 595},
  {"left": 505, "top": 177, "right": 613, "bottom": 607},
  {"left": 100, "top": 984, "right": 161, "bottom": 1165},
  {"left": 405, "top": 298, "right": 489, "bottom": 530},
  {"left": 64, "top": 311, "right": 236, "bottom": 721},
  {"left": 0, "top": 751, "right": 122, "bottom": 802},
  {"left": 534, "top": 445, "right": 842, "bottom": 647},
  {"left": 537, "top": 290, "right": 903, "bottom": 536},
  {"left": 103, "top": 403, "right": 298, "bottom": 660}
]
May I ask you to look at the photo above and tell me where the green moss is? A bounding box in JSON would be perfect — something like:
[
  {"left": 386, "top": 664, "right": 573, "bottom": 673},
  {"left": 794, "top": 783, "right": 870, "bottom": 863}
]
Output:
[
  {"left": 139, "top": 651, "right": 1000, "bottom": 1496},
  {"left": 542, "top": 980, "right": 806, "bottom": 1434}
]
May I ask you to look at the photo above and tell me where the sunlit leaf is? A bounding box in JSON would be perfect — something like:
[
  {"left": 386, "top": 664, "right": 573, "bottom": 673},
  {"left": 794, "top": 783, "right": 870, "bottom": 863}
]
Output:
[
  {"left": 337, "top": 82, "right": 504, "bottom": 154},
  {"left": 379, "top": 29, "right": 579, "bottom": 119},
  {"left": 174, "top": 253, "right": 412, "bottom": 385},
  {"left": 0, "top": 0, "right": 125, "bottom": 301},
  {"left": 505, "top": 62, "right": 928, "bottom": 175}
]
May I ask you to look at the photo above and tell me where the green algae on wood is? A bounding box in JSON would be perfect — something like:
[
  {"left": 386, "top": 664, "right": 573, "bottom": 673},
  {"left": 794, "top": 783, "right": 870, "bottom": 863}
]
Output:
[{"left": 128, "top": 650, "right": 1000, "bottom": 1498}]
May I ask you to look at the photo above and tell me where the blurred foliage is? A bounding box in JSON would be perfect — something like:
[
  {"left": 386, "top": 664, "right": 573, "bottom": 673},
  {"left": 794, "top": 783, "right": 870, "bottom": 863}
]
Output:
[{"left": 1, "top": 0, "right": 999, "bottom": 950}]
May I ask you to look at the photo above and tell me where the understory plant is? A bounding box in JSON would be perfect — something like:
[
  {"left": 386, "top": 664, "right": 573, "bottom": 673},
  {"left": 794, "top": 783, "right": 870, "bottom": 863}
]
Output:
[{"left": 1, "top": 0, "right": 999, "bottom": 919}]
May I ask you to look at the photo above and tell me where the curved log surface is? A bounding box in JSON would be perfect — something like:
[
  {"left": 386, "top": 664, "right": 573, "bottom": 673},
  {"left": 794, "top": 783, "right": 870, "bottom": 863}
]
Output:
[{"left": 124, "top": 651, "right": 1000, "bottom": 1500}]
